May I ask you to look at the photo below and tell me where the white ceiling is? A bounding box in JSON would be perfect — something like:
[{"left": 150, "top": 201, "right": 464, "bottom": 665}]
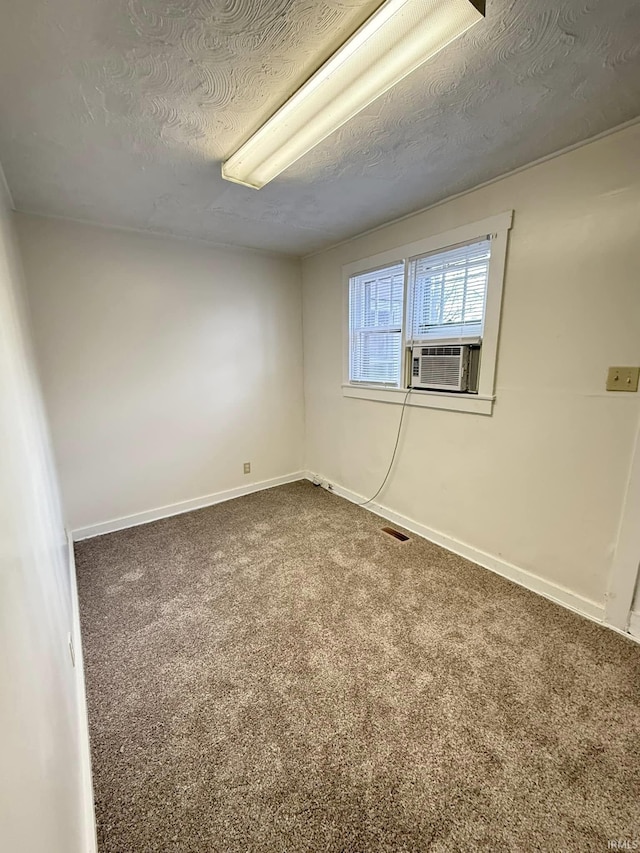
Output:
[{"left": 0, "top": 0, "right": 639, "bottom": 255}]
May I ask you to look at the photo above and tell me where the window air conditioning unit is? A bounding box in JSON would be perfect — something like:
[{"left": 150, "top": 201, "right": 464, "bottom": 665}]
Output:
[{"left": 411, "top": 344, "right": 477, "bottom": 392}]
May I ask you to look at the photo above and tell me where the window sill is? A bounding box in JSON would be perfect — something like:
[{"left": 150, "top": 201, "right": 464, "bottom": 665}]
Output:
[{"left": 341, "top": 384, "right": 494, "bottom": 415}]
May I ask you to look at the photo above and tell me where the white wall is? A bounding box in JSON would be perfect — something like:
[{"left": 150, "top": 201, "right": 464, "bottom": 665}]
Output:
[
  {"left": 0, "top": 173, "right": 88, "bottom": 850},
  {"left": 302, "top": 123, "right": 640, "bottom": 610},
  {"left": 16, "top": 215, "right": 304, "bottom": 531}
]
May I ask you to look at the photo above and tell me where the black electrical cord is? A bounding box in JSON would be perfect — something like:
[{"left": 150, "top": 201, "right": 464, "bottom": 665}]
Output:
[{"left": 357, "top": 387, "right": 412, "bottom": 506}]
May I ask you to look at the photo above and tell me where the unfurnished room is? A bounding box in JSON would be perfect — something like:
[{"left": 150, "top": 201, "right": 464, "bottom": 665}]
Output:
[{"left": 1, "top": 1, "right": 640, "bottom": 851}]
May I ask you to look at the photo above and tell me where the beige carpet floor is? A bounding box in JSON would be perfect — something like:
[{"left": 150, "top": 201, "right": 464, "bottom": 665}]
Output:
[{"left": 76, "top": 481, "right": 640, "bottom": 852}]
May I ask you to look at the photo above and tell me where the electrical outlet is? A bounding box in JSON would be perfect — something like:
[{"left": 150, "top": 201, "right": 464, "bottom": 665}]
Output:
[
  {"left": 243, "top": 462, "right": 251, "bottom": 474},
  {"left": 606, "top": 367, "right": 640, "bottom": 392}
]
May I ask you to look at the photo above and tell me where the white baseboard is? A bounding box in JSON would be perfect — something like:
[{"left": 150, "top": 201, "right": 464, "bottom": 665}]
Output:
[
  {"left": 304, "top": 471, "right": 610, "bottom": 625},
  {"left": 70, "top": 468, "right": 638, "bottom": 644},
  {"left": 67, "top": 531, "right": 98, "bottom": 853},
  {"left": 72, "top": 471, "right": 306, "bottom": 540}
]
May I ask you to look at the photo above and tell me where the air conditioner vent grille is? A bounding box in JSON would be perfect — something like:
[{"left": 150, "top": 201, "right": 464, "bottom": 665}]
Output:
[
  {"left": 420, "top": 356, "right": 461, "bottom": 387},
  {"left": 421, "top": 346, "right": 461, "bottom": 356}
]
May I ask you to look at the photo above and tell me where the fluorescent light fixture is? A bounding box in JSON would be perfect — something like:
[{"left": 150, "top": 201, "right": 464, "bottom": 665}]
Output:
[{"left": 221, "top": 0, "right": 485, "bottom": 189}]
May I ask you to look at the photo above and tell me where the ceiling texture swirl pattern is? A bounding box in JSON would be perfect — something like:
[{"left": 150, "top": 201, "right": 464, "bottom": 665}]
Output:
[{"left": 0, "top": 0, "right": 639, "bottom": 254}]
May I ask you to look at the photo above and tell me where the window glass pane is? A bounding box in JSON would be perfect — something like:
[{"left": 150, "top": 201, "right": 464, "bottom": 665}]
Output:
[
  {"left": 351, "top": 267, "right": 404, "bottom": 331},
  {"left": 350, "top": 331, "right": 402, "bottom": 385},
  {"left": 349, "top": 262, "right": 404, "bottom": 385},
  {"left": 410, "top": 239, "right": 491, "bottom": 341}
]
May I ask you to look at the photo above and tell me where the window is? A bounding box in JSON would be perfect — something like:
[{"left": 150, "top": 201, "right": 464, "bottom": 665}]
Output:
[
  {"left": 348, "top": 262, "right": 404, "bottom": 386},
  {"left": 409, "top": 238, "right": 491, "bottom": 342},
  {"left": 343, "top": 212, "right": 512, "bottom": 415}
]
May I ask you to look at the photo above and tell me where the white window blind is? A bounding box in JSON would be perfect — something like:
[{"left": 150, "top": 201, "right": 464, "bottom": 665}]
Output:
[
  {"left": 349, "top": 262, "right": 404, "bottom": 385},
  {"left": 409, "top": 238, "right": 492, "bottom": 341}
]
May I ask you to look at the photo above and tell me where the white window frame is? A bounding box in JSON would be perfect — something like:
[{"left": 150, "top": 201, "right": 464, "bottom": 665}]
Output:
[{"left": 342, "top": 211, "right": 513, "bottom": 416}]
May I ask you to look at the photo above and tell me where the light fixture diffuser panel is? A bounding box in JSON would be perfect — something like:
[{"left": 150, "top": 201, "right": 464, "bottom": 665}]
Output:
[{"left": 221, "top": 0, "right": 485, "bottom": 189}]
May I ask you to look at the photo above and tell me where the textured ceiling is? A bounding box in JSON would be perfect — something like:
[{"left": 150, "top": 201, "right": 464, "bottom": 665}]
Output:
[{"left": 0, "top": 0, "right": 639, "bottom": 255}]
